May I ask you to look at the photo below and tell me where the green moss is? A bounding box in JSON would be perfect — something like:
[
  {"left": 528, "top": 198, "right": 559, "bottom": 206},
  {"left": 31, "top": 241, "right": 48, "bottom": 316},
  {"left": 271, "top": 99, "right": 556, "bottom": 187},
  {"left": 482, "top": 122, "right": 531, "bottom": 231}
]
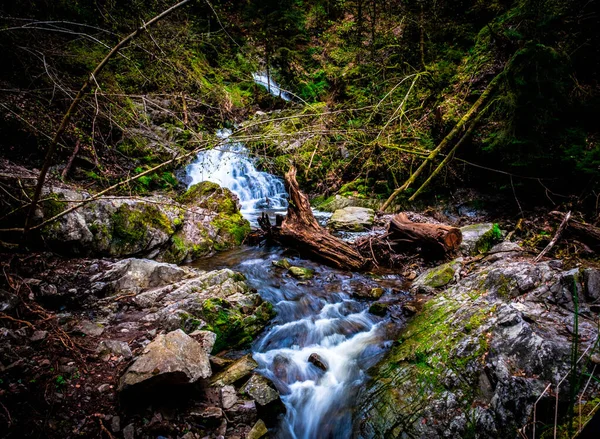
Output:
[
  {"left": 476, "top": 223, "right": 503, "bottom": 254},
  {"left": 288, "top": 266, "right": 315, "bottom": 280},
  {"left": 200, "top": 298, "right": 275, "bottom": 353},
  {"left": 418, "top": 262, "right": 458, "bottom": 289},
  {"left": 379, "top": 292, "right": 491, "bottom": 404},
  {"left": 210, "top": 213, "right": 251, "bottom": 249},
  {"left": 177, "top": 181, "right": 238, "bottom": 215},
  {"left": 111, "top": 203, "right": 174, "bottom": 246}
]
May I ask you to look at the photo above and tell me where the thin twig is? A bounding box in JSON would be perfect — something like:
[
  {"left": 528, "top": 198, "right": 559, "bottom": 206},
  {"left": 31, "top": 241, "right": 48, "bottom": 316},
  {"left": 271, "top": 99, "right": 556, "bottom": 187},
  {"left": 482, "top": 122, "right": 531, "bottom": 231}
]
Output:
[{"left": 534, "top": 211, "right": 571, "bottom": 263}]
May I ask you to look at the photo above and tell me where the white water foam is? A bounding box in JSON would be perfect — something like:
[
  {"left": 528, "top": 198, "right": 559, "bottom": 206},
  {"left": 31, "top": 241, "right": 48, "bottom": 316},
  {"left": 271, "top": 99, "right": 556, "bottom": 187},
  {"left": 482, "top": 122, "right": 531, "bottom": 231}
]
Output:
[
  {"left": 185, "top": 128, "right": 288, "bottom": 222},
  {"left": 252, "top": 72, "right": 292, "bottom": 101}
]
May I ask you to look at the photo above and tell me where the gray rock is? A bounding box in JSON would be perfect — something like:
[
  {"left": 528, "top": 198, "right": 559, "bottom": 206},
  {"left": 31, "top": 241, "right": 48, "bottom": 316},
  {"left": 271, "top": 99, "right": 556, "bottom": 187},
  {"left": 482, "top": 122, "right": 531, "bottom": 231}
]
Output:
[
  {"left": 119, "top": 329, "right": 211, "bottom": 391},
  {"left": 97, "top": 340, "right": 132, "bottom": 360},
  {"left": 97, "top": 384, "right": 111, "bottom": 393},
  {"left": 30, "top": 330, "right": 48, "bottom": 342},
  {"left": 327, "top": 206, "right": 375, "bottom": 232},
  {"left": 243, "top": 374, "right": 280, "bottom": 406},
  {"left": 110, "top": 415, "right": 120, "bottom": 433},
  {"left": 94, "top": 258, "right": 193, "bottom": 295},
  {"left": 583, "top": 268, "right": 600, "bottom": 302},
  {"left": 459, "top": 223, "right": 498, "bottom": 255},
  {"left": 189, "top": 330, "right": 217, "bottom": 354},
  {"left": 356, "top": 257, "right": 597, "bottom": 439},
  {"left": 122, "top": 423, "right": 135, "bottom": 439},
  {"left": 0, "top": 289, "right": 18, "bottom": 312},
  {"left": 76, "top": 320, "right": 104, "bottom": 337},
  {"left": 220, "top": 385, "right": 238, "bottom": 409}
]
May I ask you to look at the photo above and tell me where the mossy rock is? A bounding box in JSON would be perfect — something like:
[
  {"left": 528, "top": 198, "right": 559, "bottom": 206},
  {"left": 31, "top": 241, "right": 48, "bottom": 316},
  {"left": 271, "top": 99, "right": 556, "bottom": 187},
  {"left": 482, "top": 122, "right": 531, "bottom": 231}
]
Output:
[
  {"left": 177, "top": 181, "right": 239, "bottom": 214},
  {"left": 459, "top": 223, "right": 503, "bottom": 255},
  {"left": 272, "top": 259, "right": 292, "bottom": 269},
  {"left": 411, "top": 259, "right": 462, "bottom": 293},
  {"left": 210, "top": 212, "right": 251, "bottom": 250},
  {"left": 200, "top": 298, "right": 275, "bottom": 353},
  {"left": 288, "top": 266, "right": 315, "bottom": 280},
  {"left": 109, "top": 203, "right": 174, "bottom": 256}
]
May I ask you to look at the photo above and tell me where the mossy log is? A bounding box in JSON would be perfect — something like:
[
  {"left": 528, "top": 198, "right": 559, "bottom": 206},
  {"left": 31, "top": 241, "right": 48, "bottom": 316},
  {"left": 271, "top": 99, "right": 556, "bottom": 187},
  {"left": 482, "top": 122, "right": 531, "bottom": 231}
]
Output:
[
  {"left": 388, "top": 213, "right": 462, "bottom": 254},
  {"left": 260, "top": 167, "right": 366, "bottom": 271}
]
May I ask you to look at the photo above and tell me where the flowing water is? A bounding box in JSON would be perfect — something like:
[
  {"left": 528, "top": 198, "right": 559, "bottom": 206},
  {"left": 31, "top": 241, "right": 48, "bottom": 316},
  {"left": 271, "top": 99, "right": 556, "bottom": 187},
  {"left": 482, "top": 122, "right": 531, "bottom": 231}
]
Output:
[
  {"left": 187, "top": 73, "right": 404, "bottom": 438},
  {"left": 186, "top": 128, "right": 288, "bottom": 225},
  {"left": 194, "top": 246, "right": 406, "bottom": 439}
]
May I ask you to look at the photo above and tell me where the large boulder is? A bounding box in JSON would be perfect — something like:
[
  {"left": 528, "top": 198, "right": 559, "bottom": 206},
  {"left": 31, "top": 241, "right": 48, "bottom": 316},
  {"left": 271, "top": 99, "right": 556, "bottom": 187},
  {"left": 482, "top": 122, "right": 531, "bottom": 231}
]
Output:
[
  {"left": 35, "top": 182, "right": 250, "bottom": 262},
  {"left": 118, "top": 329, "right": 211, "bottom": 392},
  {"left": 356, "top": 259, "right": 599, "bottom": 439},
  {"left": 92, "top": 259, "right": 275, "bottom": 352},
  {"left": 327, "top": 206, "right": 375, "bottom": 232}
]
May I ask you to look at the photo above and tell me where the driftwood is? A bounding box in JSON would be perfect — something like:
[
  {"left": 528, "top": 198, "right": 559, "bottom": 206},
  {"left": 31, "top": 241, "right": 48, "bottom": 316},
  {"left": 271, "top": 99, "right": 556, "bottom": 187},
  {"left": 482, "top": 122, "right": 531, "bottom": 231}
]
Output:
[
  {"left": 261, "top": 167, "right": 366, "bottom": 271},
  {"left": 388, "top": 213, "right": 462, "bottom": 254},
  {"left": 355, "top": 214, "right": 461, "bottom": 266},
  {"left": 550, "top": 211, "right": 600, "bottom": 252}
]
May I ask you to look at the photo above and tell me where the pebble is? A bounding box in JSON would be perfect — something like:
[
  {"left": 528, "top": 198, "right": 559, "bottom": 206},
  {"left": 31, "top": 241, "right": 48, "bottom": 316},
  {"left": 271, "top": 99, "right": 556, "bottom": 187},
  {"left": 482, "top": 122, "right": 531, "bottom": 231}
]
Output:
[{"left": 97, "top": 384, "right": 111, "bottom": 393}]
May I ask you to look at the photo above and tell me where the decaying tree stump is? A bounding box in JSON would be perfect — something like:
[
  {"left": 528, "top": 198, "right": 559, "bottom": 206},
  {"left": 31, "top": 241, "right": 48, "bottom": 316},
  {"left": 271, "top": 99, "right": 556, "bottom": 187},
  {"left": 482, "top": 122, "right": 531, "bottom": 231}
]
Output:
[{"left": 261, "top": 167, "right": 366, "bottom": 271}]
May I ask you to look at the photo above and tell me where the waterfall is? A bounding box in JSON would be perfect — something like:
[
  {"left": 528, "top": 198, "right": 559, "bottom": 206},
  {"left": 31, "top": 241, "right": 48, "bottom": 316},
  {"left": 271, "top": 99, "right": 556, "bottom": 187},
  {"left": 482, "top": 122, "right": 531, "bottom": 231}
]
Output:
[
  {"left": 252, "top": 72, "right": 292, "bottom": 101},
  {"left": 185, "top": 129, "right": 288, "bottom": 223}
]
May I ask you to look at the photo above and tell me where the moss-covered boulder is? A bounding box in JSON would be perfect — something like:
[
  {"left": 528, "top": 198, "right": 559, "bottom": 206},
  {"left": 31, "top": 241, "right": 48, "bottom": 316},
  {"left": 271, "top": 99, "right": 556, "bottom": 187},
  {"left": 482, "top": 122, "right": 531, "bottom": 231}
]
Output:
[
  {"left": 163, "top": 181, "right": 251, "bottom": 263},
  {"left": 100, "top": 264, "right": 277, "bottom": 352},
  {"left": 411, "top": 259, "right": 462, "bottom": 294},
  {"left": 356, "top": 259, "right": 599, "bottom": 439},
  {"left": 36, "top": 182, "right": 250, "bottom": 263},
  {"left": 459, "top": 223, "right": 502, "bottom": 255}
]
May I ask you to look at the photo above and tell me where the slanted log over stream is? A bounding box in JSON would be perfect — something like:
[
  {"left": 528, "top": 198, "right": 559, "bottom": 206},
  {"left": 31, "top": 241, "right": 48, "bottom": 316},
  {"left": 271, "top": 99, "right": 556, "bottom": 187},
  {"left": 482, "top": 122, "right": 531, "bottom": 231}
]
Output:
[{"left": 261, "top": 167, "right": 366, "bottom": 271}]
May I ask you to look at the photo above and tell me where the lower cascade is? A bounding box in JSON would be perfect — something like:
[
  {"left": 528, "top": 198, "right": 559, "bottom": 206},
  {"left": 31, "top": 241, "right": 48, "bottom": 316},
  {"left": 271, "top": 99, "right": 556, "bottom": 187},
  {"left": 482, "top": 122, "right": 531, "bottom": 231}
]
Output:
[{"left": 197, "top": 248, "right": 399, "bottom": 439}]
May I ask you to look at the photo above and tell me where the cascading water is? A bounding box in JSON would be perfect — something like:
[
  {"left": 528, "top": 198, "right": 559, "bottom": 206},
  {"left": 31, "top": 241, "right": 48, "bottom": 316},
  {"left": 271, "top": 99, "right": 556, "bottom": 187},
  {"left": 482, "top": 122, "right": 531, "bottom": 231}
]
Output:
[
  {"left": 186, "top": 128, "right": 288, "bottom": 224},
  {"left": 193, "top": 247, "right": 402, "bottom": 439},
  {"left": 252, "top": 72, "right": 292, "bottom": 101},
  {"left": 188, "top": 72, "right": 399, "bottom": 438}
]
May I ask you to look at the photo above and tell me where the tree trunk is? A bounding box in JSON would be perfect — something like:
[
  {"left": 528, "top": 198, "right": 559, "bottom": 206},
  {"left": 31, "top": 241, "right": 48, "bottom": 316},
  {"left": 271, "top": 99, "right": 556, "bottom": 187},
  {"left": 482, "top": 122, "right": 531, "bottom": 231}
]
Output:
[
  {"left": 262, "top": 167, "right": 366, "bottom": 271},
  {"left": 380, "top": 69, "right": 504, "bottom": 212},
  {"left": 387, "top": 213, "right": 462, "bottom": 254}
]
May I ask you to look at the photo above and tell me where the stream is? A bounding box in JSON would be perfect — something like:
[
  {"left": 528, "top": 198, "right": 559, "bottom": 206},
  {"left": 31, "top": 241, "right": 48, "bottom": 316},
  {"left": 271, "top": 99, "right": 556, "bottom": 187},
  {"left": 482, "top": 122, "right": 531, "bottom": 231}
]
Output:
[{"left": 187, "top": 75, "right": 406, "bottom": 438}]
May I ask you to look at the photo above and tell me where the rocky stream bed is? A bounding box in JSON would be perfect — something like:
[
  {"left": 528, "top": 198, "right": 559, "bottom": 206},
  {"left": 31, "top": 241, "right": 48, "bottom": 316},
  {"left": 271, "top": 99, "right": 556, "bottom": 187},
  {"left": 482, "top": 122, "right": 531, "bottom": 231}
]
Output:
[{"left": 1, "top": 159, "right": 600, "bottom": 439}]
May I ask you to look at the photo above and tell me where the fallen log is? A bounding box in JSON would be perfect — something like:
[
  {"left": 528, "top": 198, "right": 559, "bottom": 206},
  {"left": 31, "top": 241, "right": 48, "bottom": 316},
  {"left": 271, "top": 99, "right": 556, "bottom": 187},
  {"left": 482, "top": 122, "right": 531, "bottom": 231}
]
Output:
[
  {"left": 388, "top": 213, "right": 462, "bottom": 254},
  {"left": 355, "top": 214, "right": 462, "bottom": 265},
  {"left": 261, "top": 167, "right": 366, "bottom": 271},
  {"left": 550, "top": 211, "right": 600, "bottom": 252}
]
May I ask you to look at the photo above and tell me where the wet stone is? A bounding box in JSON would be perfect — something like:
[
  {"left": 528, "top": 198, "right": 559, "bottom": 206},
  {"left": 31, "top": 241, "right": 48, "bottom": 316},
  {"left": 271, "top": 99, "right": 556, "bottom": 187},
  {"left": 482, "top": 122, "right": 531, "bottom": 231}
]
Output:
[
  {"left": 288, "top": 266, "right": 315, "bottom": 280},
  {"left": 220, "top": 385, "right": 238, "bottom": 409},
  {"left": 243, "top": 374, "right": 280, "bottom": 406},
  {"left": 75, "top": 320, "right": 105, "bottom": 337},
  {"left": 210, "top": 354, "right": 258, "bottom": 387},
  {"left": 247, "top": 419, "right": 268, "bottom": 439},
  {"left": 308, "top": 353, "right": 328, "bottom": 371}
]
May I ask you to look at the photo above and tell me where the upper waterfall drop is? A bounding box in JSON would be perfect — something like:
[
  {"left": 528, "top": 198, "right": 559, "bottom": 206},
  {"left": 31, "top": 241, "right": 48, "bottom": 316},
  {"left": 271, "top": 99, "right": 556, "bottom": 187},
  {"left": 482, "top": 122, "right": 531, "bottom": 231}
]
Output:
[
  {"left": 185, "top": 128, "right": 288, "bottom": 223},
  {"left": 252, "top": 72, "right": 292, "bottom": 101}
]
